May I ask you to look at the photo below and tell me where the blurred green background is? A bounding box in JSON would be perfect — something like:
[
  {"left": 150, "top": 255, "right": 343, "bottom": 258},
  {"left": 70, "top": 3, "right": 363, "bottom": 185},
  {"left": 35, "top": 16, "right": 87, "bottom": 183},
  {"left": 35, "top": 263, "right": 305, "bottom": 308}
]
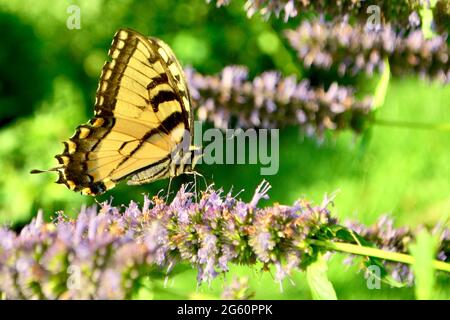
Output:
[{"left": 0, "top": 0, "right": 448, "bottom": 299}]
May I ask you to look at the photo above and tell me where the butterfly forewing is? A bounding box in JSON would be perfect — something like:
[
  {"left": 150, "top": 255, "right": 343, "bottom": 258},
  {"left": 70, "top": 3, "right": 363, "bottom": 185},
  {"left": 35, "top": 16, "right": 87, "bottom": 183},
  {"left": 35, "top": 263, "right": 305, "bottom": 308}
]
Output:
[{"left": 42, "top": 28, "right": 193, "bottom": 195}]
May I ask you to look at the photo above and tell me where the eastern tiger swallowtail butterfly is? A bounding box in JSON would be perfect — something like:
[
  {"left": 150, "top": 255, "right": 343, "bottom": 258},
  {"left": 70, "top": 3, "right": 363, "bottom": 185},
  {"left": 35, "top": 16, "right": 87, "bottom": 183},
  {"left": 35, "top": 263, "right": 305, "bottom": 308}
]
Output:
[{"left": 31, "top": 28, "right": 200, "bottom": 195}]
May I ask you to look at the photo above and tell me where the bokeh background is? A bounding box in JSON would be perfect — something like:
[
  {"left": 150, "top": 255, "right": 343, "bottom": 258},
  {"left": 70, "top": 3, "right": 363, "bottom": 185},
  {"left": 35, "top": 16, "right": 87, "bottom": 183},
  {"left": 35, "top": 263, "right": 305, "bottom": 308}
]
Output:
[{"left": 0, "top": 0, "right": 449, "bottom": 299}]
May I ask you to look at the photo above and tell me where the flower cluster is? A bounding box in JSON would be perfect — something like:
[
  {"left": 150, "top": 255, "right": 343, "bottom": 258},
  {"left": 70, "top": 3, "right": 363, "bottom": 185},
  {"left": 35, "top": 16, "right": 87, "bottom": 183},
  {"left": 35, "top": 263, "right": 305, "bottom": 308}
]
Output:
[
  {"left": 1, "top": 182, "right": 448, "bottom": 299},
  {"left": 0, "top": 207, "right": 156, "bottom": 300},
  {"left": 0, "top": 181, "right": 337, "bottom": 299},
  {"left": 345, "top": 215, "right": 449, "bottom": 284},
  {"left": 210, "top": 0, "right": 445, "bottom": 30},
  {"left": 285, "top": 19, "right": 450, "bottom": 83},
  {"left": 186, "top": 66, "right": 373, "bottom": 135}
]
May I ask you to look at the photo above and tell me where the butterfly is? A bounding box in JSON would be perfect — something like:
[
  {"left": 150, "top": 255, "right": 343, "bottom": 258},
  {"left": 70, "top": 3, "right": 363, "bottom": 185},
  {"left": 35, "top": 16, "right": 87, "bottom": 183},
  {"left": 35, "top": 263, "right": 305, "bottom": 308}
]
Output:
[{"left": 32, "top": 28, "right": 201, "bottom": 195}]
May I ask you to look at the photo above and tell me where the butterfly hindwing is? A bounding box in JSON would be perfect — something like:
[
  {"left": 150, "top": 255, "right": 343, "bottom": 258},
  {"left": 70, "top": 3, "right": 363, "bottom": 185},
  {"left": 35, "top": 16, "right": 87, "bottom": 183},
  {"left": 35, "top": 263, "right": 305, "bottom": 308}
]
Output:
[{"left": 46, "top": 28, "right": 193, "bottom": 195}]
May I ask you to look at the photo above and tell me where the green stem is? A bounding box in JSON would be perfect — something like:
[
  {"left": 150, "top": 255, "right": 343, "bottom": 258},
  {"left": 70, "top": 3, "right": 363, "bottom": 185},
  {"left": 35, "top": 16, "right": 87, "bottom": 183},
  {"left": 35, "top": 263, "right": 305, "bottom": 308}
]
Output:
[
  {"left": 309, "top": 239, "right": 450, "bottom": 273},
  {"left": 373, "top": 118, "right": 450, "bottom": 131}
]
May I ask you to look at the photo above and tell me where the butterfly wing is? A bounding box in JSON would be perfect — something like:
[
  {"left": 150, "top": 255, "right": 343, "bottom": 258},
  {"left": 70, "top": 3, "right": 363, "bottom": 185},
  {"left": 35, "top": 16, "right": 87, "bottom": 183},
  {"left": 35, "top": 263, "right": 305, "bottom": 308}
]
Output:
[{"left": 44, "top": 29, "right": 193, "bottom": 195}]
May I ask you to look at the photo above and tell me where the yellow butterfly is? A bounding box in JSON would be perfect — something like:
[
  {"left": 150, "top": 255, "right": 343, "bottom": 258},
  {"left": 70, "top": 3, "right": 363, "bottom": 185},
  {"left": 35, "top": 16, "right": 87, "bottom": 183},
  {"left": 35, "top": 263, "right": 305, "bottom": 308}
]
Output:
[{"left": 32, "top": 28, "right": 200, "bottom": 195}]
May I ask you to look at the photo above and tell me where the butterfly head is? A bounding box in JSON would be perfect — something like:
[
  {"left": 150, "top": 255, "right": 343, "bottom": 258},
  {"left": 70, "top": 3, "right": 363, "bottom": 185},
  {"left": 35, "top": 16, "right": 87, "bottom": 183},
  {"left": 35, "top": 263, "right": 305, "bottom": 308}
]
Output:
[{"left": 172, "top": 145, "right": 202, "bottom": 176}]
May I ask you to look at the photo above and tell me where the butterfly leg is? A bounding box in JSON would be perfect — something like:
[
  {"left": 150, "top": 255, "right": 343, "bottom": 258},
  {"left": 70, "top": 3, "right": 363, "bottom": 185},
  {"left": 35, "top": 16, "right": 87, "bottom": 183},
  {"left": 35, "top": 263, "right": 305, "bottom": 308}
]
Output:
[{"left": 166, "top": 177, "right": 173, "bottom": 202}]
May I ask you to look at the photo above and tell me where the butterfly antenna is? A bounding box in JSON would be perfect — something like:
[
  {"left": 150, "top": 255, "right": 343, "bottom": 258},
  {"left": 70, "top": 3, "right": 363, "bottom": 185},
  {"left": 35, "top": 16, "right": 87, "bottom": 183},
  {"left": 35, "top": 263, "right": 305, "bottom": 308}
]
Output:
[{"left": 30, "top": 167, "right": 61, "bottom": 174}]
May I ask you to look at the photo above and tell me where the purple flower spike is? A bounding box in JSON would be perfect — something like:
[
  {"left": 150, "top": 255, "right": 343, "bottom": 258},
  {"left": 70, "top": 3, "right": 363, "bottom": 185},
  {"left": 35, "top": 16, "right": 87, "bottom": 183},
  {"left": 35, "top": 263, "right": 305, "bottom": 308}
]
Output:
[
  {"left": 186, "top": 66, "right": 373, "bottom": 135},
  {"left": 285, "top": 19, "right": 450, "bottom": 83},
  {"left": 210, "top": 0, "right": 448, "bottom": 31},
  {"left": 0, "top": 183, "right": 448, "bottom": 299}
]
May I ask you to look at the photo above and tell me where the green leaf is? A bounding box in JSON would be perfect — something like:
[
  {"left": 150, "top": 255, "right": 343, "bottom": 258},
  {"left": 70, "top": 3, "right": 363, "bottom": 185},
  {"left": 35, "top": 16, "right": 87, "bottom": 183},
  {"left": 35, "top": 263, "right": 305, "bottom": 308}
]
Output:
[
  {"left": 409, "top": 230, "right": 439, "bottom": 300},
  {"left": 306, "top": 254, "right": 338, "bottom": 300},
  {"left": 333, "top": 225, "right": 373, "bottom": 247},
  {"left": 372, "top": 58, "right": 390, "bottom": 110},
  {"left": 133, "top": 285, "right": 155, "bottom": 300}
]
